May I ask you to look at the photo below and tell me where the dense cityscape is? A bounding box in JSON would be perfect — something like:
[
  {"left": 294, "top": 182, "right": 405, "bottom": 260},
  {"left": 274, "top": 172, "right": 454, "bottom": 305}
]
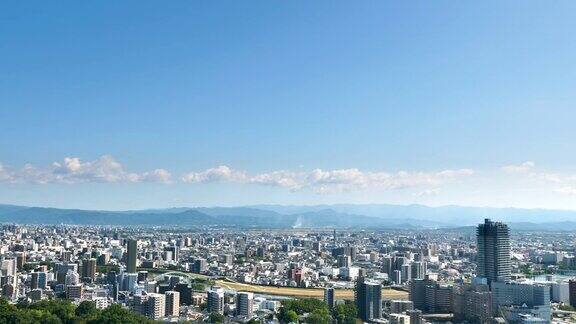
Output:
[
  {"left": 0, "top": 218, "right": 575, "bottom": 323},
  {"left": 3, "top": 2, "right": 576, "bottom": 323}
]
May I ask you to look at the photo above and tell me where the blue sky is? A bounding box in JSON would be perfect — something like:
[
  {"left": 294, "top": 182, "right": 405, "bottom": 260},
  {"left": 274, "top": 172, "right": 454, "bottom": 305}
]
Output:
[{"left": 1, "top": 1, "right": 576, "bottom": 210}]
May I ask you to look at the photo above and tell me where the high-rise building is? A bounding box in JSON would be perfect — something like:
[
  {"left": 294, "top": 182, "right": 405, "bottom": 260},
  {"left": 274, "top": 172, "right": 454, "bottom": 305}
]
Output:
[
  {"left": 54, "top": 262, "right": 77, "bottom": 284},
  {"left": 409, "top": 277, "right": 454, "bottom": 313},
  {"left": 15, "top": 252, "right": 26, "bottom": 270},
  {"left": 30, "top": 272, "right": 39, "bottom": 290},
  {"left": 37, "top": 272, "right": 47, "bottom": 289},
  {"left": 236, "top": 292, "right": 254, "bottom": 318},
  {"left": 207, "top": 287, "right": 225, "bottom": 314},
  {"left": 324, "top": 287, "right": 335, "bottom": 309},
  {"left": 127, "top": 239, "right": 138, "bottom": 273},
  {"left": 569, "top": 280, "right": 576, "bottom": 307},
  {"left": 65, "top": 270, "right": 80, "bottom": 286},
  {"left": 1, "top": 259, "right": 16, "bottom": 277},
  {"left": 137, "top": 271, "right": 148, "bottom": 282},
  {"left": 192, "top": 258, "right": 207, "bottom": 274},
  {"left": 453, "top": 283, "right": 492, "bottom": 323},
  {"left": 477, "top": 219, "right": 511, "bottom": 284},
  {"left": 355, "top": 278, "right": 382, "bottom": 321},
  {"left": 147, "top": 293, "right": 166, "bottom": 320},
  {"left": 406, "top": 309, "right": 423, "bottom": 324},
  {"left": 123, "top": 273, "right": 138, "bottom": 292},
  {"left": 175, "top": 283, "right": 193, "bottom": 305},
  {"left": 393, "top": 270, "right": 402, "bottom": 285},
  {"left": 144, "top": 280, "right": 157, "bottom": 293},
  {"left": 401, "top": 264, "right": 411, "bottom": 284},
  {"left": 411, "top": 262, "right": 427, "bottom": 281},
  {"left": 164, "top": 246, "right": 179, "bottom": 262},
  {"left": 390, "top": 300, "right": 413, "bottom": 314},
  {"left": 132, "top": 293, "right": 149, "bottom": 315},
  {"left": 424, "top": 283, "right": 453, "bottom": 313},
  {"left": 337, "top": 255, "right": 351, "bottom": 268},
  {"left": 491, "top": 281, "right": 551, "bottom": 322},
  {"left": 165, "top": 291, "right": 180, "bottom": 317},
  {"left": 66, "top": 284, "right": 83, "bottom": 299},
  {"left": 82, "top": 258, "right": 97, "bottom": 280},
  {"left": 31, "top": 271, "right": 47, "bottom": 290}
]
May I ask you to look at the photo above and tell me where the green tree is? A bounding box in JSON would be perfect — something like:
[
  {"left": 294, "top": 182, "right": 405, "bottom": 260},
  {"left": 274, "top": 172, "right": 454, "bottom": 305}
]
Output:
[
  {"left": 26, "top": 299, "right": 76, "bottom": 323},
  {"left": 75, "top": 301, "right": 100, "bottom": 319},
  {"left": 281, "top": 298, "right": 328, "bottom": 315},
  {"left": 332, "top": 301, "right": 357, "bottom": 324},
  {"left": 89, "top": 303, "right": 152, "bottom": 324},
  {"left": 285, "top": 310, "right": 299, "bottom": 323},
  {"left": 307, "top": 308, "right": 330, "bottom": 324},
  {"left": 278, "top": 307, "right": 300, "bottom": 323},
  {"left": 208, "top": 312, "right": 225, "bottom": 323}
]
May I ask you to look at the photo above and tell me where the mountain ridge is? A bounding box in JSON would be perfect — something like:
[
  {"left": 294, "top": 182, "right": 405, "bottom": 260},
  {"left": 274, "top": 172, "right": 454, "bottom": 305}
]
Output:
[{"left": 1, "top": 203, "right": 575, "bottom": 229}]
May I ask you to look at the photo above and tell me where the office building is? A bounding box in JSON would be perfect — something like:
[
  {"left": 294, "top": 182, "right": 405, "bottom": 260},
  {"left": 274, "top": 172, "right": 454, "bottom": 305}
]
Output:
[
  {"left": 393, "top": 270, "right": 402, "bottom": 285},
  {"left": 569, "top": 279, "right": 576, "bottom": 307},
  {"left": 66, "top": 284, "right": 83, "bottom": 299},
  {"left": 390, "top": 300, "right": 413, "bottom": 314},
  {"left": 82, "top": 258, "right": 97, "bottom": 280},
  {"left": 492, "top": 281, "right": 551, "bottom": 322},
  {"left": 453, "top": 283, "right": 492, "bottom": 323},
  {"left": 192, "top": 258, "right": 207, "bottom": 274},
  {"left": 236, "top": 292, "right": 254, "bottom": 318},
  {"left": 165, "top": 291, "right": 180, "bottom": 317},
  {"left": 146, "top": 293, "right": 166, "bottom": 320},
  {"left": 406, "top": 309, "right": 423, "bottom": 324},
  {"left": 207, "top": 287, "right": 225, "bottom": 314},
  {"left": 355, "top": 278, "right": 382, "bottom": 321},
  {"left": 175, "top": 283, "right": 193, "bottom": 305},
  {"left": 324, "top": 287, "right": 335, "bottom": 309},
  {"left": 411, "top": 261, "right": 427, "bottom": 281}
]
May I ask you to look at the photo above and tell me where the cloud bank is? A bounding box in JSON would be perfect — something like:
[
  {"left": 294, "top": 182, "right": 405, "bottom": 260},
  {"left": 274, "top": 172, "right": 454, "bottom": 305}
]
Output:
[
  {"left": 182, "top": 165, "right": 474, "bottom": 193},
  {"left": 3, "top": 156, "right": 575, "bottom": 199},
  {"left": 0, "top": 155, "right": 172, "bottom": 184}
]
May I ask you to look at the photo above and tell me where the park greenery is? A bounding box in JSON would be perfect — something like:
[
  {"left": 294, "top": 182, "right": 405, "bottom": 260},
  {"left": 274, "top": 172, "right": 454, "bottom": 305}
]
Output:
[
  {"left": 0, "top": 299, "right": 156, "bottom": 324},
  {"left": 277, "top": 298, "right": 357, "bottom": 324}
]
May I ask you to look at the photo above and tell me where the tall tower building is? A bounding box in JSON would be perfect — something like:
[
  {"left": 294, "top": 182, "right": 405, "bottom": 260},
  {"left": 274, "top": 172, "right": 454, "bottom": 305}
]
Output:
[
  {"left": 236, "top": 292, "right": 254, "bottom": 318},
  {"left": 355, "top": 278, "right": 382, "bottom": 321},
  {"left": 568, "top": 280, "right": 576, "bottom": 307},
  {"left": 127, "top": 239, "right": 137, "bottom": 273},
  {"left": 476, "top": 219, "right": 511, "bottom": 284},
  {"left": 146, "top": 293, "right": 166, "bottom": 320},
  {"left": 207, "top": 287, "right": 225, "bottom": 314},
  {"left": 324, "top": 287, "right": 335, "bottom": 309},
  {"left": 165, "top": 291, "right": 180, "bottom": 317},
  {"left": 82, "top": 258, "right": 97, "bottom": 280}
]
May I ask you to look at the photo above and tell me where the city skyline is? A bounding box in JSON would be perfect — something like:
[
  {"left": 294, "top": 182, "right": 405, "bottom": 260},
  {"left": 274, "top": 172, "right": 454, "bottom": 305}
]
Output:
[{"left": 2, "top": 1, "right": 576, "bottom": 210}]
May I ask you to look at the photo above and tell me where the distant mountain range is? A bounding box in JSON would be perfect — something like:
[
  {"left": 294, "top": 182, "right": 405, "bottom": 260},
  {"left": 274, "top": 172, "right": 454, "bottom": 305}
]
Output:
[{"left": 1, "top": 203, "right": 576, "bottom": 230}]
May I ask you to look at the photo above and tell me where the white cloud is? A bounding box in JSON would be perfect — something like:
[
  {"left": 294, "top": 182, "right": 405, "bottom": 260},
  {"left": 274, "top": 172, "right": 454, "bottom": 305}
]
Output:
[
  {"left": 502, "top": 161, "right": 535, "bottom": 173},
  {"left": 249, "top": 170, "right": 300, "bottom": 189},
  {"left": 140, "top": 169, "right": 173, "bottom": 184},
  {"left": 556, "top": 187, "right": 576, "bottom": 196},
  {"left": 181, "top": 165, "right": 247, "bottom": 183},
  {"left": 0, "top": 155, "right": 171, "bottom": 184},
  {"left": 415, "top": 188, "right": 441, "bottom": 197},
  {"left": 0, "top": 163, "right": 13, "bottom": 182},
  {"left": 181, "top": 165, "right": 475, "bottom": 194}
]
